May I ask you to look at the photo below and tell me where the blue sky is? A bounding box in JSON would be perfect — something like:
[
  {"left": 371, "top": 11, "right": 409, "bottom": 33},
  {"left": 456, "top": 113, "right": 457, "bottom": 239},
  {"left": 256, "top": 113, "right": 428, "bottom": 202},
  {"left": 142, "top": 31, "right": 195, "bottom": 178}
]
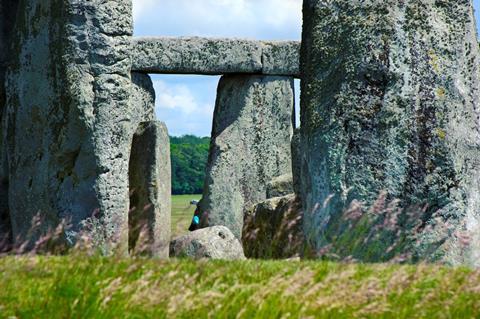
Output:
[{"left": 133, "top": 0, "right": 480, "bottom": 136}]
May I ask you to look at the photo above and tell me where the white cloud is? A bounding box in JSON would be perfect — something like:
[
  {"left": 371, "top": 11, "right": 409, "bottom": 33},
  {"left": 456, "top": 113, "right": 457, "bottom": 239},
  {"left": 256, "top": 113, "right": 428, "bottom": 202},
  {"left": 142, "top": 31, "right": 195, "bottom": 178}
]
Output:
[
  {"left": 132, "top": 0, "right": 156, "bottom": 20},
  {"left": 153, "top": 80, "right": 213, "bottom": 116},
  {"left": 132, "top": 0, "right": 302, "bottom": 40}
]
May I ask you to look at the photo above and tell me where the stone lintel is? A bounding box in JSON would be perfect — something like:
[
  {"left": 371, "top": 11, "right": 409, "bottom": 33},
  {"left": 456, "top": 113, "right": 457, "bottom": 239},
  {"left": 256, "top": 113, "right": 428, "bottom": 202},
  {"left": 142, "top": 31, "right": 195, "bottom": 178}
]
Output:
[{"left": 131, "top": 37, "right": 300, "bottom": 77}]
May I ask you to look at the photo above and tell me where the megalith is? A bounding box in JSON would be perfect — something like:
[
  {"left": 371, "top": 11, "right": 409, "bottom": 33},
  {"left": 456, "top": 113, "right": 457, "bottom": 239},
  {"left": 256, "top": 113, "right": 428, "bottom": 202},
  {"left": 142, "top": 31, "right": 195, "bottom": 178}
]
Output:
[
  {"left": 0, "top": 0, "right": 19, "bottom": 244},
  {"left": 4, "top": 0, "right": 134, "bottom": 253},
  {"left": 300, "top": 0, "right": 480, "bottom": 265},
  {"left": 129, "top": 121, "right": 171, "bottom": 258},
  {"left": 199, "top": 75, "right": 294, "bottom": 239}
]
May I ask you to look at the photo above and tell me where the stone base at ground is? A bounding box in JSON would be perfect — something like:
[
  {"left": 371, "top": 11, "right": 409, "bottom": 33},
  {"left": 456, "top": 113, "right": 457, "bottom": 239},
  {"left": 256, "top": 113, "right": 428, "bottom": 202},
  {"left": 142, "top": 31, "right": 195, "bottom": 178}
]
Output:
[
  {"left": 170, "top": 226, "right": 245, "bottom": 260},
  {"left": 243, "top": 194, "right": 303, "bottom": 259}
]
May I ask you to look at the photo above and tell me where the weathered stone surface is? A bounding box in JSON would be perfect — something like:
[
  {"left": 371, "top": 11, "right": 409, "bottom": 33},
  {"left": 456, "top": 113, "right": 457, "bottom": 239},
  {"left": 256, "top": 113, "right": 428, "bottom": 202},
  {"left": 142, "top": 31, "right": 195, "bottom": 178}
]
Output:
[
  {"left": 290, "top": 128, "right": 302, "bottom": 197},
  {"left": 131, "top": 37, "right": 300, "bottom": 77},
  {"left": 266, "top": 174, "right": 294, "bottom": 199},
  {"left": 4, "top": 0, "right": 135, "bottom": 253},
  {"left": 199, "top": 75, "right": 294, "bottom": 239},
  {"left": 301, "top": 0, "right": 480, "bottom": 266},
  {"left": 170, "top": 226, "right": 245, "bottom": 260},
  {"left": 129, "top": 121, "right": 171, "bottom": 258},
  {"left": 0, "top": 0, "right": 18, "bottom": 245},
  {"left": 262, "top": 41, "right": 300, "bottom": 76},
  {"left": 131, "top": 72, "right": 156, "bottom": 124},
  {"left": 133, "top": 37, "right": 262, "bottom": 75},
  {"left": 243, "top": 194, "right": 303, "bottom": 259}
]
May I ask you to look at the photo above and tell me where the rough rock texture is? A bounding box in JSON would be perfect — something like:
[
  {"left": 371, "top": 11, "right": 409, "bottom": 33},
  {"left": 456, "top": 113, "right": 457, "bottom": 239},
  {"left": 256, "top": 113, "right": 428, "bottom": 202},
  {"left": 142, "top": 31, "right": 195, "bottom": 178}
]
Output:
[
  {"left": 199, "top": 75, "right": 294, "bottom": 239},
  {"left": 131, "top": 72, "right": 156, "bottom": 125},
  {"left": 0, "top": 0, "right": 19, "bottom": 244},
  {"left": 129, "top": 121, "right": 171, "bottom": 258},
  {"left": 133, "top": 37, "right": 262, "bottom": 75},
  {"left": 290, "top": 128, "right": 303, "bottom": 197},
  {"left": 262, "top": 41, "right": 300, "bottom": 76},
  {"left": 170, "top": 226, "right": 245, "bottom": 260},
  {"left": 301, "top": 0, "right": 480, "bottom": 266},
  {"left": 243, "top": 194, "right": 303, "bottom": 259},
  {"left": 266, "top": 174, "right": 294, "bottom": 199},
  {"left": 132, "top": 37, "right": 300, "bottom": 77},
  {"left": 4, "top": 0, "right": 135, "bottom": 253}
]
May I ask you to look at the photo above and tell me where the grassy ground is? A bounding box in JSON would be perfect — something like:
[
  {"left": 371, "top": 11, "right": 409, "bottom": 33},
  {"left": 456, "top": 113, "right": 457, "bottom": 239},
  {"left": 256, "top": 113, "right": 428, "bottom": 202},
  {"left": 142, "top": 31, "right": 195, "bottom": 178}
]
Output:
[
  {"left": 1, "top": 256, "right": 480, "bottom": 318},
  {"left": 171, "top": 194, "right": 201, "bottom": 239}
]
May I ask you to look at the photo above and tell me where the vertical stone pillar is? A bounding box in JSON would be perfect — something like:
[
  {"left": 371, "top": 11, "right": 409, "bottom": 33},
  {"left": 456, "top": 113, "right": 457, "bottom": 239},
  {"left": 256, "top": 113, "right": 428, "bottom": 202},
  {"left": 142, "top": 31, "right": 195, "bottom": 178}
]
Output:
[
  {"left": 129, "top": 121, "right": 171, "bottom": 258},
  {"left": 0, "top": 0, "right": 19, "bottom": 245},
  {"left": 301, "top": 0, "right": 480, "bottom": 265},
  {"left": 4, "top": 0, "right": 134, "bottom": 253},
  {"left": 199, "top": 75, "right": 294, "bottom": 239}
]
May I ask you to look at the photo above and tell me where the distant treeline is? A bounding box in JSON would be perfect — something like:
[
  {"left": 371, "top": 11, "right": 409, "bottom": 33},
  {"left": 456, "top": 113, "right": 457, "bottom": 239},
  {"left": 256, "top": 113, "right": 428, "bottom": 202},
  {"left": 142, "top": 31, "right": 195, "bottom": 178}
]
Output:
[{"left": 170, "top": 135, "right": 210, "bottom": 195}]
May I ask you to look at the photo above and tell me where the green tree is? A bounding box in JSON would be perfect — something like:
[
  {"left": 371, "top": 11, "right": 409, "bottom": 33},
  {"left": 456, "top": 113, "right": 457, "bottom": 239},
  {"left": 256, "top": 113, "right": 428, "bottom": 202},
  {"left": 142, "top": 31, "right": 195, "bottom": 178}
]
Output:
[{"left": 170, "top": 135, "right": 210, "bottom": 195}]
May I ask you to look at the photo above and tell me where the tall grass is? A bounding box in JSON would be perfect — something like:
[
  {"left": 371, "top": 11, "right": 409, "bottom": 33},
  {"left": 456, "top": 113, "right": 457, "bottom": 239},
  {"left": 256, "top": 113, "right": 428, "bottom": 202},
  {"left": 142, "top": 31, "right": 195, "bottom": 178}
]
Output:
[{"left": 1, "top": 255, "right": 480, "bottom": 318}]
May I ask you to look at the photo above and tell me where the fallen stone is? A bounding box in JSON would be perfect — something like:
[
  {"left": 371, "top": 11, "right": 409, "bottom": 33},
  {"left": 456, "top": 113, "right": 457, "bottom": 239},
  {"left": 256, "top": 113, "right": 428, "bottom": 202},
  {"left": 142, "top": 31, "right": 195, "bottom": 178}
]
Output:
[
  {"left": 266, "top": 174, "right": 294, "bottom": 199},
  {"left": 301, "top": 0, "right": 480, "bottom": 266},
  {"left": 129, "top": 121, "right": 171, "bottom": 259},
  {"left": 170, "top": 226, "right": 245, "bottom": 260},
  {"left": 131, "top": 37, "right": 300, "bottom": 76},
  {"left": 199, "top": 75, "right": 294, "bottom": 239},
  {"left": 243, "top": 194, "right": 303, "bottom": 259}
]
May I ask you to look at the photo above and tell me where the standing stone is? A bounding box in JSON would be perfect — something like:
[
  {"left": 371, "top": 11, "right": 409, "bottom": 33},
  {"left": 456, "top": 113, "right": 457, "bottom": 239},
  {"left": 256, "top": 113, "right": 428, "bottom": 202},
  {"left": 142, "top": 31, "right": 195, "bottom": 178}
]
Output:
[
  {"left": 4, "top": 0, "right": 134, "bottom": 253},
  {"left": 0, "top": 0, "right": 19, "bottom": 245},
  {"left": 129, "top": 121, "right": 171, "bottom": 258},
  {"left": 199, "top": 75, "right": 294, "bottom": 239},
  {"left": 301, "top": 0, "right": 480, "bottom": 265}
]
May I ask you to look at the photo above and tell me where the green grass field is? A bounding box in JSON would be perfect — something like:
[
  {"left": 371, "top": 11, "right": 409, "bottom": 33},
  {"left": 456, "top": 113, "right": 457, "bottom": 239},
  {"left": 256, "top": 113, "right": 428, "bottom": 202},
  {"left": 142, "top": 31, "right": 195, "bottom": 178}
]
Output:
[
  {"left": 1, "top": 195, "right": 479, "bottom": 318},
  {"left": 1, "top": 256, "right": 480, "bottom": 318},
  {"left": 171, "top": 194, "right": 201, "bottom": 238}
]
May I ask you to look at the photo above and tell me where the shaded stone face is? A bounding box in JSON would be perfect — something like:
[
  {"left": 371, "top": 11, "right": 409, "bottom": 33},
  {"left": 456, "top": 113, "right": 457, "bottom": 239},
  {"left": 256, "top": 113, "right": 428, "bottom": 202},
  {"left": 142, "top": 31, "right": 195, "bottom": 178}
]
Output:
[
  {"left": 242, "top": 194, "right": 303, "bottom": 259},
  {"left": 129, "top": 121, "right": 171, "bottom": 259},
  {"left": 4, "top": 0, "right": 134, "bottom": 253},
  {"left": 0, "top": 0, "right": 19, "bottom": 246},
  {"left": 300, "top": 0, "right": 480, "bottom": 265},
  {"left": 199, "top": 75, "right": 295, "bottom": 239}
]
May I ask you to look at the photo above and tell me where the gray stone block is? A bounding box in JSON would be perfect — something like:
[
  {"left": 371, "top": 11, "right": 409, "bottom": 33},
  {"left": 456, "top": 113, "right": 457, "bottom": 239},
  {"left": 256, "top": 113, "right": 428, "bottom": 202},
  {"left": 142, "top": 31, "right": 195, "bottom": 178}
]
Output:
[
  {"left": 170, "top": 226, "right": 245, "bottom": 260},
  {"left": 4, "top": 0, "right": 134, "bottom": 253},
  {"left": 262, "top": 41, "right": 300, "bottom": 76},
  {"left": 131, "top": 37, "right": 300, "bottom": 76},
  {"left": 129, "top": 121, "right": 171, "bottom": 259},
  {"left": 199, "top": 75, "right": 294, "bottom": 239},
  {"left": 266, "top": 174, "right": 294, "bottom": 199},
  {"left": 0, "top": 0, "right": 19, "bottom": 247},
  {"left": 301, "top": 0, "right": 480, "bottom": 266},
  {"left": 242, "top": 194, "right": 302, "bottom": 259},
  {"left": 290, "top": 128, "right": 302, "bottom": 197},
  {"left": 132, "top": 36, "right": 263, "bottom": 75}
]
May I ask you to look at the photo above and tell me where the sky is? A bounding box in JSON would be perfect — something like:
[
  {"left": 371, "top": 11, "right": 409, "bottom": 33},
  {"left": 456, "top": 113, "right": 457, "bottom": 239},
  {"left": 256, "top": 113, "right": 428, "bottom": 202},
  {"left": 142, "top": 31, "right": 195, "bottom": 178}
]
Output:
[{"left": 132, "top": 0, "right": 480, "bottom": 136}]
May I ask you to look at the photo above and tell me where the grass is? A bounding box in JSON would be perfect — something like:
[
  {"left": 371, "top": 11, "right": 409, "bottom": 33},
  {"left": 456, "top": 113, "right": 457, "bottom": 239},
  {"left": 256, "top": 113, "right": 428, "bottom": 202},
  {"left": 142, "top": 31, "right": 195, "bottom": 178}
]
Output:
[
  {"left": 1, "top": 255, "right": 480, "bottom": 318},
  {"left": 171, "top": 194, "right": 201, "bottom": 239},
  {"left": 2, "top": 195, "right": 479, "bottom": 318}
]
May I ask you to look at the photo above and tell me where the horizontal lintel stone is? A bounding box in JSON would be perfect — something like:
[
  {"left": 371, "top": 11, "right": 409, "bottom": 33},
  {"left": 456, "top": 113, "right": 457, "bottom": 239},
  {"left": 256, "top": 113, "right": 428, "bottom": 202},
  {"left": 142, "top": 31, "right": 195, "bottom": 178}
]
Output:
[{"left": 131, "top": 37, "right": 300, "bottom": 77}]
